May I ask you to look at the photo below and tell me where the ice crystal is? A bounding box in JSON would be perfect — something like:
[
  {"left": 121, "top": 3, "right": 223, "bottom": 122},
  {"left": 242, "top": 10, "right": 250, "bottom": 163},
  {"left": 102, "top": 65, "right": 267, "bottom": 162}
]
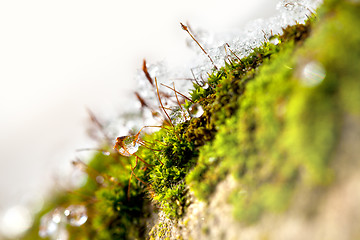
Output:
[
  {"left": 190, "top": 0, "right": 323, "bottom": 81},
  {"left": 106, "top": 0, "right": 323, "bottom": 137},
  {"left": 64, "top": 205, "right": 88, "bottom": 227},
  {"left": 169, "top": 106, "right": 190, "bottom": 125}
]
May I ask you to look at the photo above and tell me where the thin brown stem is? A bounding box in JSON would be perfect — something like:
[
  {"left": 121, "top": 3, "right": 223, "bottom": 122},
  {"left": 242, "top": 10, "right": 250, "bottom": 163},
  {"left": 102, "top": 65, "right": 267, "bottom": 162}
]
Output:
[
  {"left": 137, "top": 139, "right": 161, "bottom": 152},
  {"left": 190, "top": 68, "right": 202, "bottom": 86},
  {"left": 127, "top": 171, "right": 133, "bottom": 200},
  {"left": 180, "top": 22, "right": 218, "bottom": 70},
  {"left": 86, "top": 108, "right": 112, "bottom": 145},
  {"left": 169, "top": 78, "right": 195, "bottom": 81},
  {"left": 131, "top": 157, "right": 149, "bottom": 186},
  {"left": 173, "top": 82, "right": 187, "bottom": 120},
  {"left": 154, "top": 139, "right": 167, "bottom": 146},
  {"left": 72, "top": 158, "right": 122, "bottom": 186},
  {"left": 142, "top": 59, "right": 154, "bottom": 86},
  {"left": 225, "top": 43, "right": 244, "bottom": 65},
  {"left": 133, "top": 153, "right": 154, "bottom": 167},
  {"left": 75, "top": 148, "right": 110, "bottom": 155},
  {"left": 160, "top": 83, "right": 194, "bottom": 103},
  {"left": 155, "top": 77, "right": 182, "bottom": 142},
  {"left": 128, "top": 156, "right": 150, "bottom": 200},
  {"left": 64, "top": 190, "right": 98, "bottom": 205},
  {"left": 135, "top": 92, "right": 149, "bottom": 108},
  {"left": 152, "top": 151, "right": 163, "bottom": 165},
  {"left": 155, "top": 77, "right": 174, "bottom": 128}
]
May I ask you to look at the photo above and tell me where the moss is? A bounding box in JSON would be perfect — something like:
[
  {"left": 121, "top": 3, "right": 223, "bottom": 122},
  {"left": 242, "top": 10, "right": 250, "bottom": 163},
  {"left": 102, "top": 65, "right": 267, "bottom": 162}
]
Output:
[
  {"left": 187, "top": 0, "right": 360, "bottom": 224},
  {"left": 187, "top": 39, "right": 297, "bottom": 199},
  {"left": 22, "top": 0, "right": 360, "bottom": 238}
]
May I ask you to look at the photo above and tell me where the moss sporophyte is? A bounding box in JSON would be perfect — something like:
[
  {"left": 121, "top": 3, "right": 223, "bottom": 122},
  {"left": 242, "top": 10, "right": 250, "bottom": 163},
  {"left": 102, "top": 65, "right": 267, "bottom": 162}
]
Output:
[{"left": 25, "top": 1, "right": 360, "bottom": 238}]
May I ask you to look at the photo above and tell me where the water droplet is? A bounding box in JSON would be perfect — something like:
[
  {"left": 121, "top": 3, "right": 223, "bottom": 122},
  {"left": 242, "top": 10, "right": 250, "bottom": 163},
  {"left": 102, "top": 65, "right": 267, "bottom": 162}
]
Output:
[
  {"left": 115, "top": 135, "right": 140, "bottom": 156},
  {"left": 102, "top": 151, "right": 110, "bottom": 156},
  {"left": 269, "top": 36, "right": 280, "bottom": 45},
  {"left": 39, "top": 210, "right": 61, "bottom": 238},
  {"left": 96, "top": 175, "right": 105, "bottom": 184},
  {"left": 208, "top": 157, "right": 216, "bottom": 163},
  {"left": 169, "top": 106, "right": 189, "bottom": 125},
  {"left": 189, "top": 103, "right": 204, "bottom": 118},
  {"left": 54, "top": 225, "right": 69, "bottom": 240},
  {"left": 300, "top": 61, "right": 326, "bottom": 87},
  {"left": 51, "top": 208, "right": 65, "bottom": 224},
  {"left": 64, "top": 205, "right": 88, "bottom": 227},
  {"left": 39, "top": 208, "right": 69, "bottom": 240},
  {"left": 202, "top": 82, "right": 210, "bottom": 89}
]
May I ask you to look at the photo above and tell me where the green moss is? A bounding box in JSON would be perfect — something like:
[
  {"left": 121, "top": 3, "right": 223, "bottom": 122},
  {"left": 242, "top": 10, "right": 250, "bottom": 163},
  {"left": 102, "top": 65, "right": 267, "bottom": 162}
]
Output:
[
  {"left": 186, "top": 43, "right": 301, "bottom": 223},
  {"left": 187, "top": 0, "right": 360, "bottom": 224},
  {"left": 22, "top": 0, "right": 360, "bottom": 238}
]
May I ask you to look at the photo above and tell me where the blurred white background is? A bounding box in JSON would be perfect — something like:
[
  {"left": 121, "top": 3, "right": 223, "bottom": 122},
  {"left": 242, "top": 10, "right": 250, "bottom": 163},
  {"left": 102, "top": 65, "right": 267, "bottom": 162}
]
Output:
[{"left": 0, "top": 0, "right": 279, "bottom": 237}]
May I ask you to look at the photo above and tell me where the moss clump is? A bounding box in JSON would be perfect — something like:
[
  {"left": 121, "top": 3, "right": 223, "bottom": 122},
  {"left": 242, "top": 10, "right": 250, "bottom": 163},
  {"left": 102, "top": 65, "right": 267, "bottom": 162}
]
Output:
[
  {"left": 185, "top": 41, "right": 283, "bottom": 147},
  {"left": 22, "top": 0, "right": 360, "bottom": 238},
  {"left": 186, "top": 29, "right": 309, "bottom": 204},
  {"left": 187, "top": 0, "right": 360, "bottom": 224}
]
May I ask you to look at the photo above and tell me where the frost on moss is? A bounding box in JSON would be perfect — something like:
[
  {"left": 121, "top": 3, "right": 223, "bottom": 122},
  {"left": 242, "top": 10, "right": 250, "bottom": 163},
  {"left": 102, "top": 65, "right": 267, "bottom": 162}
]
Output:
[
  {"left": 22, "top": 0, "right": 360, "bottom": 239},
  {"left": 187, "top": 0, "right": 360, "bottom": 224}
]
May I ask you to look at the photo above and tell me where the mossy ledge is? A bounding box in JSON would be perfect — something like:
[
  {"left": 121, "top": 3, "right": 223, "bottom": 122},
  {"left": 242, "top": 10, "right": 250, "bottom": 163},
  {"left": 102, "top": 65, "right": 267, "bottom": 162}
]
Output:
[{"left": 22, "top": 1, "right": 360, "bottom": 239}]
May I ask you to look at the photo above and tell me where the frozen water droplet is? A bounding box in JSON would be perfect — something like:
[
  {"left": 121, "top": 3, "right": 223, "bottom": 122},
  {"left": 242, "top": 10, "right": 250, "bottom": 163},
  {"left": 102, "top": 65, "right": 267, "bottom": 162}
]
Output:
[
  {"left": 300, "top": 61, "right": 326, "bottom": 87},
  {"left": 270, "top": 38, "right": 280, "bottom": 45},
  {"left": 202, "top": 83, "right": 210, "bottom": 90},
  {"left": 39, "top": 208, "right": 65, "bottom": 238},
  {"left": 96, "top": 175, "right": 105, "bottom": 184},
  {"left": 208, "top": 157, "right": 216, "bottom": 163},
  {"left": 269, "top": 36, "right": 280, "bottom": 45},
  {"left": 102, "top": 151, "right": 110, "bottom": 156},
  {"left": 39, "top": 214, "right": 57, "bottom": 238},
  {"left": 115, "top": 135, "right": 140, "bottom": 157},
  {"left": 54, "top": 225, "right": 69, "bottom": 240},
  {"left": 169, "top": 106, "right": 189, "bottom": 125},
  {"left": 51, "top": 208, "right": 65, "bottom": 224},
  {"left": 64, "top": 205, "right": 88, "bottom": 227},
  {"left": 189, "top": 103, "right": 204, "bottom": 118}
]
